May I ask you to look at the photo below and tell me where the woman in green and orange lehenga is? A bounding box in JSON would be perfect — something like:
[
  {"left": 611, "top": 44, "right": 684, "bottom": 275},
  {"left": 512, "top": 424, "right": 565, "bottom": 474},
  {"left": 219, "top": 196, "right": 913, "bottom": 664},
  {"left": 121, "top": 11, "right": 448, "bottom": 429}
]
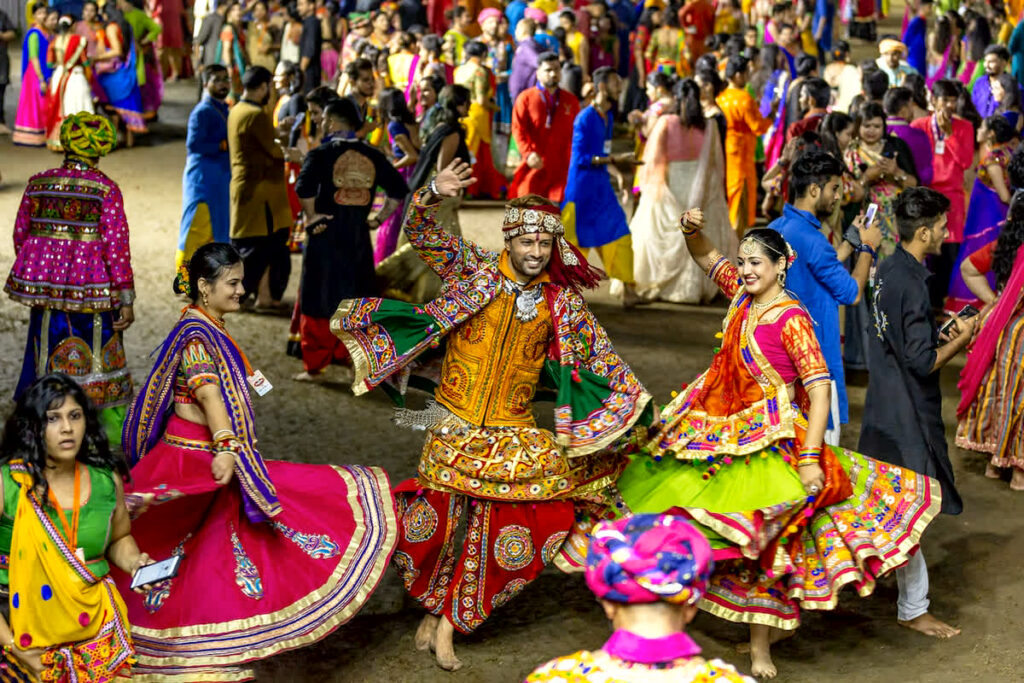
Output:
[
  {"left": 0, "top": 374, "right": 155, "bottom": 682},
  {"left": 615, "top": 213, "right": 941, "bottom": 679}
]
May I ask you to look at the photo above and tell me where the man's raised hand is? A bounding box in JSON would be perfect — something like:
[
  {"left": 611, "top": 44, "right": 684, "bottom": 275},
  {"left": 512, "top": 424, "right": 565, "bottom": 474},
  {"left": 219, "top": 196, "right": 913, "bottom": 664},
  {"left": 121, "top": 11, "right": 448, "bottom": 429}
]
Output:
[{"left": 432, "top": 159, "right": 477, "bottom": 197}]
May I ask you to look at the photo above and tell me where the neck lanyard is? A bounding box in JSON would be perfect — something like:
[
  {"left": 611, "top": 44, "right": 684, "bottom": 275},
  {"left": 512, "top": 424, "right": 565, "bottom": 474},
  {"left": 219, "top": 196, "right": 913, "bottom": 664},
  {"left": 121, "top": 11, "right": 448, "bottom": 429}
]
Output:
[
  {"left": 539, "top": 85, "right": 560, "bottom": 128},
  {"left": 930, "top": 114, "right": 947, "bottom": 142},
  {"left": 46, "top": 462, "right": 81, "bottom": 551}
]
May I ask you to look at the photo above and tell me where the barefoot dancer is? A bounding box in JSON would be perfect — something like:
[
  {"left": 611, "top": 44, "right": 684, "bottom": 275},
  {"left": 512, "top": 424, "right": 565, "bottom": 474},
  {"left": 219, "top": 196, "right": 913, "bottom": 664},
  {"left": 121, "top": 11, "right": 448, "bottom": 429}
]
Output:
[
  {"left": 859, "top": 188, "right": 976, "bottom": 640},
  {"left": 615, "top": 212, "right": 943, "bottom": 678},
  {"left": 334, "top": 160, "right": 652, "bottom": 670}
]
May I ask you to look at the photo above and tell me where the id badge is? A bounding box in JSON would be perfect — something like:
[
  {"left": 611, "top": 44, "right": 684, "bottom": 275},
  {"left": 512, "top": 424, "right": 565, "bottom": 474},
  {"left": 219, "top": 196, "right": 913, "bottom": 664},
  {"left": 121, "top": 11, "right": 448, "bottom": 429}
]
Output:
[
  {"left": 935, "top": 138, "right": 945, "bottom": 155},
  {"left": 603, "top": 139, "right": 612, "bottom": 155},
  {"left": 247, "top": 370, "right": 273, "bottom": 396}
]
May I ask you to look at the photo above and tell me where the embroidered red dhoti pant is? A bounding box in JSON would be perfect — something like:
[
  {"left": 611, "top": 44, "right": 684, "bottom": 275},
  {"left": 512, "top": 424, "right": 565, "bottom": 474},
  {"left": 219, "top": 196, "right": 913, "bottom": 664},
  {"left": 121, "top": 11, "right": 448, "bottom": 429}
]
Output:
[
  {"left": 300, "top": 315, "right": 350, "bottom": 373},
  {"left": 392, "top": 480, "right": 575, "bottom": 634}
]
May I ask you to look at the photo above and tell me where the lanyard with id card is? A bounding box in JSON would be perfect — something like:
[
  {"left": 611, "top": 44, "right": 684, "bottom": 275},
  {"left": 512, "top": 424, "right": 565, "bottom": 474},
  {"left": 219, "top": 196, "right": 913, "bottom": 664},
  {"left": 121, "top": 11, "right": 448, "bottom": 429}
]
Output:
[{"left": 247, "top": 370, "right": 273, "bottom": 396}]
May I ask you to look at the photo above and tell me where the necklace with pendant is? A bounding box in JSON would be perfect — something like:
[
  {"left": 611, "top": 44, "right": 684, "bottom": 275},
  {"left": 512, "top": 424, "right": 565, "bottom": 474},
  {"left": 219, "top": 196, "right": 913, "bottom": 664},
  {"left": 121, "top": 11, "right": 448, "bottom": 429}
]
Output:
[{"left": 505, "top": 279, "right": 544, "bottom": 322}]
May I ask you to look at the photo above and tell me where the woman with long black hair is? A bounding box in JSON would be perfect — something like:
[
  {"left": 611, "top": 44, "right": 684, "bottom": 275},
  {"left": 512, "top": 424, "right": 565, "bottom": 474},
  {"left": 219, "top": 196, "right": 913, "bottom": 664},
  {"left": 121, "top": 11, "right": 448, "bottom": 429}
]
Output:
[{"left": 0, "top": 374, "right": 152, "bottom": 680}]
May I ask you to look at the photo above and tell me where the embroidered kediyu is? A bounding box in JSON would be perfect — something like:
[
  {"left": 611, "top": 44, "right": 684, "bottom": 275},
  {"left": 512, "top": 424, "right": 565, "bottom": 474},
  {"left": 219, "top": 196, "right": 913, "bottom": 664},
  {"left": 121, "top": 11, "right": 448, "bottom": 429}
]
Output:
[{"left": 333, "top": 189, "right": 653, "bottom": 635}]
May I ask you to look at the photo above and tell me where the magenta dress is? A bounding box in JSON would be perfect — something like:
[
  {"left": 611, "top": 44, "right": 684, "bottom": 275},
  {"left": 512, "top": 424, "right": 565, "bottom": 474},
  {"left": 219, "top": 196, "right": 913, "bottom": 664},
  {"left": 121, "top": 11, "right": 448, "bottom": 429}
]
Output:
[
  {"left": 12, "top": 26, "right": 53, "bottom": 147},
  {"left": 117, "top": 310, "right": 399, "bottom": 680}
]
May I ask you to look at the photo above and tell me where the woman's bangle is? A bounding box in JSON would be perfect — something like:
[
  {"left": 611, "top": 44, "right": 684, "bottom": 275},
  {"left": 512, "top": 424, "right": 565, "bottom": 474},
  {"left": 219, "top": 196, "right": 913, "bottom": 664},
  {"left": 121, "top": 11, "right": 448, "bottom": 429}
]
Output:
[
  {"left": 798, "top": 445, "right": 822, "bottom": 465},
  {"left": 211, "top": 429, "right": 235, "bottom": 443},
  {"left": 428, "top": 178, "right": 440, "bottom": 196}
]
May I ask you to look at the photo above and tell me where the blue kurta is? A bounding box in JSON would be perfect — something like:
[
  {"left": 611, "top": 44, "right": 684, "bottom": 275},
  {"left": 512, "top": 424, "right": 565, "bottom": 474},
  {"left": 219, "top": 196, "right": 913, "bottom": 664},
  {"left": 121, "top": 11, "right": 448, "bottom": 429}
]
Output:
[
  {"left": 562, "top": 106, "right": 629, "bottom": 249},
  {"left": 902, "top": 17, "right": 927, "bottom": 77},
  {"left": 179, "top": 94, "right": 231, "bottom": 251}
]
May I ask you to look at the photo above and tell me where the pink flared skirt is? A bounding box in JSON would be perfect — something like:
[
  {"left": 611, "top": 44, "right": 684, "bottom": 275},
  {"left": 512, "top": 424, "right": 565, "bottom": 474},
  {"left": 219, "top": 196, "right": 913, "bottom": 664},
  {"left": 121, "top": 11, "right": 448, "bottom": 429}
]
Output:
[
  {"left": 115, "top": 415, "right": 398, "bottom": 681},
  {"left": 13, "top": 68, "right": 50, "bottom": 146}
]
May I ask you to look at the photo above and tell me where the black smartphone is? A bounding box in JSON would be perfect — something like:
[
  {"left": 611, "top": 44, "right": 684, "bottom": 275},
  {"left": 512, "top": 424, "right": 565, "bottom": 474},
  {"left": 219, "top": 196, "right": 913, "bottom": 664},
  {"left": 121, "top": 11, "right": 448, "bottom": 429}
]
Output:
[
  {"left": 939, "top": 304, "right": 980, "bottom": 338},
  {"left": 130, "top": 555, "right": 183, "bottom": 590}
]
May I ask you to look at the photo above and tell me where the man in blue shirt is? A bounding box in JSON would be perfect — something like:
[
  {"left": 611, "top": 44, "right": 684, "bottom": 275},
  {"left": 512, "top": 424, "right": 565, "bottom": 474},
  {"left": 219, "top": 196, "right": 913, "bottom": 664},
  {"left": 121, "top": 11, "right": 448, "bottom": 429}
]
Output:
[
  {"left": 177, "top": 65, "right": 232, "bottom": 268},
  {"left": 770, "top": 149, "right": 882, "bottom": 445}
]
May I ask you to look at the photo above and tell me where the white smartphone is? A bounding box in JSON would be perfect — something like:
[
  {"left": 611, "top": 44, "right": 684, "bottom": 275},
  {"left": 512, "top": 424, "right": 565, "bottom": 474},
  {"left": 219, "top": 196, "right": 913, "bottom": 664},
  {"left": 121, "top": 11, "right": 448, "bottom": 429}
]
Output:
[
  {"left": 130, "top": 555, "right": 183, "bottom": 590},
  {"left": 864, "top": 203, "right": 878, "bottom": 226}
]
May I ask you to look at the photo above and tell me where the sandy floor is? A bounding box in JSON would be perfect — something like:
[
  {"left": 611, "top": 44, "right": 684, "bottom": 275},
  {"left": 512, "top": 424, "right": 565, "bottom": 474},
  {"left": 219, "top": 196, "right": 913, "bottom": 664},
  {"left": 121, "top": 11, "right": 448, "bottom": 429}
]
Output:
[{"left": 2, "top": 16, "right": 1024, "bottom": 683}]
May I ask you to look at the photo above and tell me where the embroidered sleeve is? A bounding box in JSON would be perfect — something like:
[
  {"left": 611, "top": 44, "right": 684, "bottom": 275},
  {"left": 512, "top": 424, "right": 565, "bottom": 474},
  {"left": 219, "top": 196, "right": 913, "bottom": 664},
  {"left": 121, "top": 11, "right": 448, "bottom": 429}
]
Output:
[
  {"left": 99, "top": 183, "right": 135, "bottom": 305},
  {"left": 781, "top": 312, "right": 830, "bottom": 391},
  {"left": 181, "top": 339, "right": 220, "bottom": 393},
  {"left": 404, "top": 188, "right": 483, "bottom": 279},
  {"left": 707, "top": 254, "right": 740, "bottom": 298}
]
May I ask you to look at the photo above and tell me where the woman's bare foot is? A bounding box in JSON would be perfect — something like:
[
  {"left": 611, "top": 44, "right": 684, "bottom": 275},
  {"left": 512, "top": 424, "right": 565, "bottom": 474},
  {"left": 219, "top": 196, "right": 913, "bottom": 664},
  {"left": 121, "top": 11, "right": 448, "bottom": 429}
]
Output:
[
  {"left": 736, "top": 627, "right": 794, "bottom": 653},
  {"left": 748, "top": 625, "right": 777, "bottom": 679},
  {"left": 434, "top": 617, "right": 463, "bottom": 671},
  {"left": 415, "top": 614, "right": 439, "bottom": 652},
  {"left": 985, "top": 463, "right": 1001, "bottom": 479},
  {"left": 898, "top": 612, "right": 961, "bottom": 638},
  {"left": 1010, "top": 469, "right": 1024, "bottom": 491}
]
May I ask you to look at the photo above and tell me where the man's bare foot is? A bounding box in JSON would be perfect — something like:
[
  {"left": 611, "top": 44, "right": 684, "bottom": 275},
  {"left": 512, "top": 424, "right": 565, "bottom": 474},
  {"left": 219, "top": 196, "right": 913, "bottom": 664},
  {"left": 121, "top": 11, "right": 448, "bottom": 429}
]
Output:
[
  {"left": 415, "top": 614, "right": 439, "bottom": 652},
  {"left": 748, "top": 625, "right": 777, "bottom": 679},
  {"left": 985, "top": 463, "right": 1002, "bottom": 479},
  {"left": 293, "top": 371, "right": 326, "bottom": 383},
  {"left": 434, "top": 617, "right": 463, "bottom": 671},
  {"left": 898, "top": 612, "right": 961, "bottom": 638},
  {"left": 736, "top": 627, "right": 794, "bottom": 653},
  {"left": 1010, "top": 469, "right": 1024, "bottom": 491}
]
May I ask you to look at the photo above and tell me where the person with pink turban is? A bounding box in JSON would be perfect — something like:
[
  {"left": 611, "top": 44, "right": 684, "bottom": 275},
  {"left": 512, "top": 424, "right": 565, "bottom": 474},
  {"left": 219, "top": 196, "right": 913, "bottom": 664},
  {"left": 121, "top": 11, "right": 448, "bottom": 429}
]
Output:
[{"left": 526, "top": 514, "right": 755, "bottom": 682}]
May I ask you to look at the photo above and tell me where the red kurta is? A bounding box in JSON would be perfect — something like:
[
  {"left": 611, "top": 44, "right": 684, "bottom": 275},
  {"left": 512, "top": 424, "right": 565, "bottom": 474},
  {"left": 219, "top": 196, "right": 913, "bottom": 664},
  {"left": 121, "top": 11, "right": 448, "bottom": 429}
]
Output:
[
  {"left": 509, "top": 86, "right": 580, "bottom": 203},
  {"left": 910, "top": 115, "right": 973, "bottom": 242}
]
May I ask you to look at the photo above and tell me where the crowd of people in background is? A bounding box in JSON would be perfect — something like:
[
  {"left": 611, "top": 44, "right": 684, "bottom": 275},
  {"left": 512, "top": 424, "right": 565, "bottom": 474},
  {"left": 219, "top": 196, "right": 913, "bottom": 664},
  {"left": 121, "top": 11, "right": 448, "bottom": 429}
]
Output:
[{"left": 3, "top": 0, "right": 1024, "bottom": 679}]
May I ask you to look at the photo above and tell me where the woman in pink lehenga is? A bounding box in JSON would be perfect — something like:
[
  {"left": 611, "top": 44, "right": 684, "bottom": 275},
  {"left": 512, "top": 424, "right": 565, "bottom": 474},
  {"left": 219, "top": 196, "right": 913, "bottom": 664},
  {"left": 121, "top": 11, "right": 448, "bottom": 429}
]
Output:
[
  {"left": 13, "top": 2, "right": 57, "bottom": 147},
  {"left": 118, "top": 244, "right": 398, "bottom": 681}
]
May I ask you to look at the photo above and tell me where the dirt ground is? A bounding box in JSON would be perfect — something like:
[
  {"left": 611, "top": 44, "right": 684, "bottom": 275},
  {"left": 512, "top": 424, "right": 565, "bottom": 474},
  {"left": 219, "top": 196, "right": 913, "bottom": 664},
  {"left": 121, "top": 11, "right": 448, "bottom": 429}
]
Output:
[{"left": 3, "top": 11, "right": 1024, "bottom": 682}]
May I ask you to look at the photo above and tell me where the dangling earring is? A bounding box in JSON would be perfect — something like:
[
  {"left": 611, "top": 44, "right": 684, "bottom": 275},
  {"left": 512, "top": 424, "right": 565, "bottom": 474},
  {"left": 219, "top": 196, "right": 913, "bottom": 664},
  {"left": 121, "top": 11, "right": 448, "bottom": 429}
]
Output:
[
  {"left": 202, "top": 290, "right": 209, "bottom": 307},
  {"left": 777, "top": 270, "right": 786, "bottom": 287}
]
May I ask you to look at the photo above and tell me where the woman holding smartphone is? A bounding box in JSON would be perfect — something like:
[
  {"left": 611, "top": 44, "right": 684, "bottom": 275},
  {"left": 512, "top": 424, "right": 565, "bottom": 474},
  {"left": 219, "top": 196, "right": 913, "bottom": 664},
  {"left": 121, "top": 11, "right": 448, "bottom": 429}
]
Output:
[
  {"left": 843, "top": 101, "right": 918, "bottom": 260},
  {"left": 0, "top": 373, "right": 154, "bottom": 681},
  {"left": 119, "top": 244, "right": 398, "bottom": 681}
]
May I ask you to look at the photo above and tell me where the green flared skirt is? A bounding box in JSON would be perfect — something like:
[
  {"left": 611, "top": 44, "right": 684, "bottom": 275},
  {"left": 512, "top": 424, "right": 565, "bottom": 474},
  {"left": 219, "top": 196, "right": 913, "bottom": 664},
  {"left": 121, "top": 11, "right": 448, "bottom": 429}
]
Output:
[{"left": 616, "top": 444, "right": 942, "bottom": 629}]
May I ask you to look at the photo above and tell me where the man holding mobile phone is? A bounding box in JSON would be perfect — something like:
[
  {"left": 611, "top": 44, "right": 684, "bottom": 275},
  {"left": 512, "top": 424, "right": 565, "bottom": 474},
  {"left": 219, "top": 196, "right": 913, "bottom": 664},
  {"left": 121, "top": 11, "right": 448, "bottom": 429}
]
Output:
[
  {"left": 859, "top": 187, "right": 976, "bottom": 639},
  {"left": 773, "top": 149, "right": 883, "bottom": 445}
]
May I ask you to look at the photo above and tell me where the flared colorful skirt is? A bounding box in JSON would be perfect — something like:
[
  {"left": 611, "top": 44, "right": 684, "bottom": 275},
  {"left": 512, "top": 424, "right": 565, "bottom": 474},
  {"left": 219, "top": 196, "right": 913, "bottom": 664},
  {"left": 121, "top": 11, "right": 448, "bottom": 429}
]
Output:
[
  {"left": 16, "top": 308, "right": 133, "bottom": 446},
  {"left": 617, "top": 442, "right": 941, "bottom": 629},
  {"left": 12, "top": 68, "right": 49, "bottom": 147},
  {"left": 116, "top": 415, "right": 399, "bottom": 682},
  {"left": 956, "top": 306, "right": 1024, "bottom": 470}
]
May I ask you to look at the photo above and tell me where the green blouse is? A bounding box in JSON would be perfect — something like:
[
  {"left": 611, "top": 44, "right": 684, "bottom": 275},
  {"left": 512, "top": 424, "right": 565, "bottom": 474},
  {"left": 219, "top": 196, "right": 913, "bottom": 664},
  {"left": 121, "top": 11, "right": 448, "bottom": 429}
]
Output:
[{"left": 0, "top": 464, "right": 117, "bottom": 585}]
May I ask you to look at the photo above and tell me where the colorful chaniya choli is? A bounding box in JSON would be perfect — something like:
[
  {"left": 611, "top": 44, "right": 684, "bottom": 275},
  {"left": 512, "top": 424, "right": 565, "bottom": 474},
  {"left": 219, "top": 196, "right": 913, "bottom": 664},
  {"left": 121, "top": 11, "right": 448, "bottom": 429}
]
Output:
[
  {"left": 6, "top": 159, "right": 135, "bottom": 444},
  {"left": 117, "top": 309, "right": 398, "bottom": 682},
  {"left": 1, "top": 461, "right": 135, "bottom": 683},
  {"left": 616, "top": 255, "right": 942, "bottom": 629},
  {"left": 333, "top": 189, "right": 653, "bottom": 557}
]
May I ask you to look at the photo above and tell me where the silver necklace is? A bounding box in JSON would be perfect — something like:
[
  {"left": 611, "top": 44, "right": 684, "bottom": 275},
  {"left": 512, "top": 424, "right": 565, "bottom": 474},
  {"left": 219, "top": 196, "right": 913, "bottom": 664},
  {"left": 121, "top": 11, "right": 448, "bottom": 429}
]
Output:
[{"left": 503, "top": 279, "right": 544, "bottom": 322}]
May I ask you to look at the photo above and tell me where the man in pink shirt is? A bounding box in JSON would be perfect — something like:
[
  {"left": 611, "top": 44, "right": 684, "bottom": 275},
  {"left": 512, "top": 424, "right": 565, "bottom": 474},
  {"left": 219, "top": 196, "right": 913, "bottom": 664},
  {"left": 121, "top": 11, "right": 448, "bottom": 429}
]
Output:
[{"left": 911, "top": 79, "right": 973, "bottom": 310}]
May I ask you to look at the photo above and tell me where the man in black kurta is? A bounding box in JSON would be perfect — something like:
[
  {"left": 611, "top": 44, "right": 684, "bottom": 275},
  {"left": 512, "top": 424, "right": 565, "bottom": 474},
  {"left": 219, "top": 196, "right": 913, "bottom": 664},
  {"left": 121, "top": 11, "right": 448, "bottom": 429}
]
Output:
[
  {"left": 294, "top": 98, "right": 408, "bottom": 381},
  {"left": 858, "top": 187, "right": 977, "bottom": 639}
]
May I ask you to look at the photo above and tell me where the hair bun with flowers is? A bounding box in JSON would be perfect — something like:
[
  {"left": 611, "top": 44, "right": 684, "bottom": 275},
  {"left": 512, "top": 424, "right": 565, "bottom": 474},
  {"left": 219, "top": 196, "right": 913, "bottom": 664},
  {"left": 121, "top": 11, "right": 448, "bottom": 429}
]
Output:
[
  {"left": 173, "top": 264, "right": 193, "bottom": 297},
  {"left": 785, "top": 241, "right": 797, "bottom": 268}
]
